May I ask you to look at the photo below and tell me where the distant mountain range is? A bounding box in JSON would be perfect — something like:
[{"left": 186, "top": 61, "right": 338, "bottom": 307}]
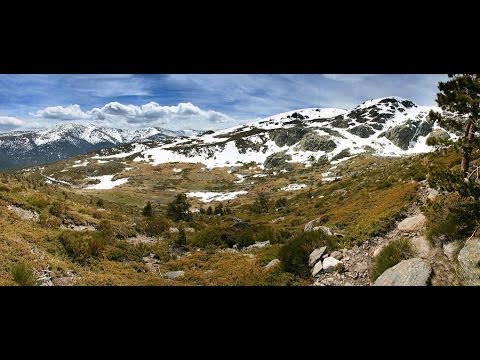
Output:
[
  {"left": 0, "top": 97, "right": 457, "bottom": 171},
  {"left": 0, "top": 123, "right": 198, "bottom": 170}
]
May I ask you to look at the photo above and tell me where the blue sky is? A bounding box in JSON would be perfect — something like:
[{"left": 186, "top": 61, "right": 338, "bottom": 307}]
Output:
[{"left": 0, "top": 74, "right": 448, "bottom": 132}]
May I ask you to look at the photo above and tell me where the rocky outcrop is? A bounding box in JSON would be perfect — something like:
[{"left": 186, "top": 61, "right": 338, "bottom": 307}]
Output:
[
  {"left": 294, "top": 133, "right": 337, "bottom": 152},
  {"left": 457, "top": 238, "right": 480, "bottom": 285},
  {"left": 304, "top": 219, "right": 332, "bottom": 235},
  {"left": 409, "top": 236, "right": 431, "bottom": 259},
  {"left": 264, "top": 259, "right": 281, "bottom": 269},
  {"left": 264, "top": 151, "right": 292, "bottom": 169},
  {"left": 269, "top": 128, "right": 308, "bottom": 147},
  {"left": 397, "top": 214, "right": 425, "bottom": 233},
  {"left": 348, "top": 124, "right": 375, "bottom": 138},
  {"left": 373, "top": 258, "right": 432, "bottom": 286},
  {"left": 380, "top": 120, "right": 432, "bottom": 150},
  {"left": 165, "top": 270, "right": 185, "bottom": 280},
  {"left": 246, "top": 241, "right": 270, "bottom": 250}
]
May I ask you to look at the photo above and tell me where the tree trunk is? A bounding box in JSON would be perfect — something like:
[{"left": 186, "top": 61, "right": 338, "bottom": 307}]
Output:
[{"left": 461, "top": 120, "right": 475, "bottom": 177}]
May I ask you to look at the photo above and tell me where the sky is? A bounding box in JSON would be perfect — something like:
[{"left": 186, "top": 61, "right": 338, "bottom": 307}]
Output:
[{"left": 0, "top": 74, "right": 448, "bottom": 132}]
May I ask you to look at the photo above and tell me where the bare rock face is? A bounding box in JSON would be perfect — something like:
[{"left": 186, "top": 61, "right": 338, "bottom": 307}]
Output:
[
  {"left": 397, "top": 214, "right": 426, "bottom": 233},
  {"left": 373, "top": 258, "right": 432, "bottom": 286},
  {"left": 409, "top": 236, "right": 432, "bottom": 259},
  {"left": 443, "top": 241, "right": 461, "bottom": 261},
  {"left": 458, "top": 238, "right": 480, "bottom": 286}
]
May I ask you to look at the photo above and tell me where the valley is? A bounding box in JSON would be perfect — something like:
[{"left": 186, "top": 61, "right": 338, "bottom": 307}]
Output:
[{"left": 0, "top": 96, "right": 474, "bottom": 286}]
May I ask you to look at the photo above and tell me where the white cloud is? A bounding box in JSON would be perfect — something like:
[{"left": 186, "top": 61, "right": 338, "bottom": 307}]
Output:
[
  {"left": 0, "top": 116, "right": 24, "bottom": 126},
  {"left": 322, "top": 74, "right": 374, "bottom": 83},
  {"left": 30, "top": 104, "right": 90, "bottom": 120},
  {"left": 29, "top": 102, "right": 235, "bottom": 130}
]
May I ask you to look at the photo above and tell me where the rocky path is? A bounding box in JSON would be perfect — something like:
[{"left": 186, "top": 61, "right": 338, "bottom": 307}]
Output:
[{"left": 311, "top": 181, "right": 445, "bottom": 286}]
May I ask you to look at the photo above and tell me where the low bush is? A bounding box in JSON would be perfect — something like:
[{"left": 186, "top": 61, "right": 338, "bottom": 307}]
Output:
[
  {"left": 10, "top": 263, "right": 38, "bottom": 286},
  {"left": 370, "top": 238, "right": 415, "bottom": 281},
  {"left": 278, "top": 231, "right": 340, "bottom": 277}
]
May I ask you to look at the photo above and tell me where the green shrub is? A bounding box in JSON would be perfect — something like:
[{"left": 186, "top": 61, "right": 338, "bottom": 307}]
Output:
[
  {"left": 275, "top": 197, "right": 288, "bottom": 210},
  {"left": 96, "top": 198, "right": 105, "bottom": 208},
  {"left": 142, "top": 201, "right": 153, "bottom": 217},
  {"left": 424, "top": 193, "right": 480, "bottom": 244},
  {"left": 49, "top": 201, "right": 66, "bottom": 217},
  {"left": 279, "top": 231, "right": 339, "bottom": 277},
  {"left": 59, "top": 231, "right": 113, "bottom": 262},
  {"left": 136, "top": 217, "right": 170, "bottom": 237},
  {"left": 251, "top": 192, "right": 270, "bottom": 214},
  {"left": 370, "top": 238, "right": 416, "bottom": 281},
  {"left": 10, "top": 263, "right": 38, "bottom": 286},
  {"left": 176, "top": 227, "right": 187, "bottom": 246}
]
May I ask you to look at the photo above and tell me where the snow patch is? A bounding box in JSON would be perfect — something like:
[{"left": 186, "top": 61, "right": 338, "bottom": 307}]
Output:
[
  {"left": 280, "top": 184, "right": 306, "bottom": 191},
  {"left": 85, "top": 175, "right": 129, "bottom": 190},
  {"left": 186, "top": 191, "right": 248, "bottom": 203}
]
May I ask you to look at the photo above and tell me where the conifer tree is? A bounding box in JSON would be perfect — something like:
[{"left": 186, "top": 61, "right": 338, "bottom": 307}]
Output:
[{"left": 430, "top": 74, "right": 480, "bottom": 178}]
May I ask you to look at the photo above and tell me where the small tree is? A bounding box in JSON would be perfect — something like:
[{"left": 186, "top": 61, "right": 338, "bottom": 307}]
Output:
[
  {"left": 430, "top": 74, "right": 480, "bottom": 178},
  {"left": 142, "top": 201, "right": 153, "bottom": 217},
  {"left": 176, "top": 227, "right": 187, "bottom": 246},
  {"left": 166, "top": 193, "right": 191, "bottom": 222},
  {"left": 214, "top": 202, "right": 224, "bottom": 215},
  {"left": 251, "top": 192, "right": 270, "bottom": 214},
  {"left": 206, "top": 206, "right": 213, "bottom": 215},
  {"left": 96, "top": 198, "right": 104, "bottom": 208}
]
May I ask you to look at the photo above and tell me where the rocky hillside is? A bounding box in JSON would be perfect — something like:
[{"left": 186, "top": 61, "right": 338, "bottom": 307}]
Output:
[{"left": 92, "top": 97, "right": 456, "bottom": 170}]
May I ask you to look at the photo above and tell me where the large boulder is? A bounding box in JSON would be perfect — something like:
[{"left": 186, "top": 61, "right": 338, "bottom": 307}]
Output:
[
  {"left": 397, "top": 214, "right": 425, "bottom": 233},
  {"left": 264, "top": 259, "right": 281, "bottom": 270},
  {"left": 246, "top": 241, "right": 270, "bottom": 250},
  {"left": 309, "top": 246, "right": 327, "bottom": 267},
  {"left": 373, "top": 258, "right": 432, "bottom": 286},
  {"left": 409, "top": 236, "right": 431, "bottom": 259},
  {"left": 457, "top": 238, "right": 480, "bottom": 285},
  {"left": 426, "top": 129, "right": 451, "bottom": 146},
  {"left": 264, "top": 151, "right": 292, "bottom": 169},
  {"left": 304, "top": 218, "right": 333, "bottom": 236},
  {"left": 295, "top": 133, "right": 337, "bottom": 152},
  {"left": 322, "top": 257, "right": 344, "bottom": 273}
]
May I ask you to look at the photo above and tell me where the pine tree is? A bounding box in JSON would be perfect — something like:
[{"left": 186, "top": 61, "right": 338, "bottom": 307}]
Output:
[
  {"left": 176, "top": 227, "right": 187, "bottom": 246},
  {"left": 430, "top": 74, "right": 480, "bottom": 178},
  {"left": 166, "top": 193, "right": 191, "bottom": 221},
  {"left": 142, "top": 201, "right": 153, "bottom": 217}
]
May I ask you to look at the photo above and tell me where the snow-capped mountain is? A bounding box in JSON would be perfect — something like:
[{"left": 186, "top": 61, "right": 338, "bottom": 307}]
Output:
[
  {"left": 0, "top": 122, "right": 195, "bottom": 170},
  {"left": 105, "top": 97, "right": 454, "bottom": 169}
]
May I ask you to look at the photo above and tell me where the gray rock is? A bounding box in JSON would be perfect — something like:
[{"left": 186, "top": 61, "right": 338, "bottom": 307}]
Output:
[
  {"left": 246, "top": 241, "right": 270, "bottom": 250},
  {"left": 443, "top": 241, "right": 461, "bottom": 261},
  {"left": 331, "top": 189, "right": 347, "bottom": 196},
  {"left": 458, "top": 238, "right": 480, "bottom": 285},
  {"left": 380, "top": 120, "right": 424, "bottom": 150},
  {"left": 165, "top": 271, "right": 185, "bottom": 280},
  {"left": 169, "top": 227, "right": 179, "bottom": 233},
  {"left": 311, "top": 260, "right": 323, "bottom": 277},
  {"left": 330, "top": 250, "right": 343, "bottom": 260},
  {"left": 295, "top": 133, "right": 337, "bottom": 152},
  {"left": 397, "top": 214, "right": 426, "bottom": 232},
  {"left": 427, "top": 188, "right": 439, "bottom": 201},
  {"left": 323, "top": 257, "right": 344, "bottom": 273},
  {"left": 184, "top": 227, "right": 195, "bottom": 233},
  {"left": 304, "top": 218, "right": 332, "bottom": 234},
  {"left": 348, "top": 124, "right": 375, "bottom": 138},
  {"left": 264, "top": 151, "right": 292, "bottom": 169},
  {"left": 309, "top": 246, "right": 327, "bottom": 267},
  {"left": 426, "top": 129, "right": 450, "bottom": 146},
  {"left": 373, "top": 258, "right": 432, "bottom": 286},
  {"left": 409, "top": 236, "right": 431, "bottom": 259},
  {"left": 264, "top": 259, "right": 281, "bottom": 270}
]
